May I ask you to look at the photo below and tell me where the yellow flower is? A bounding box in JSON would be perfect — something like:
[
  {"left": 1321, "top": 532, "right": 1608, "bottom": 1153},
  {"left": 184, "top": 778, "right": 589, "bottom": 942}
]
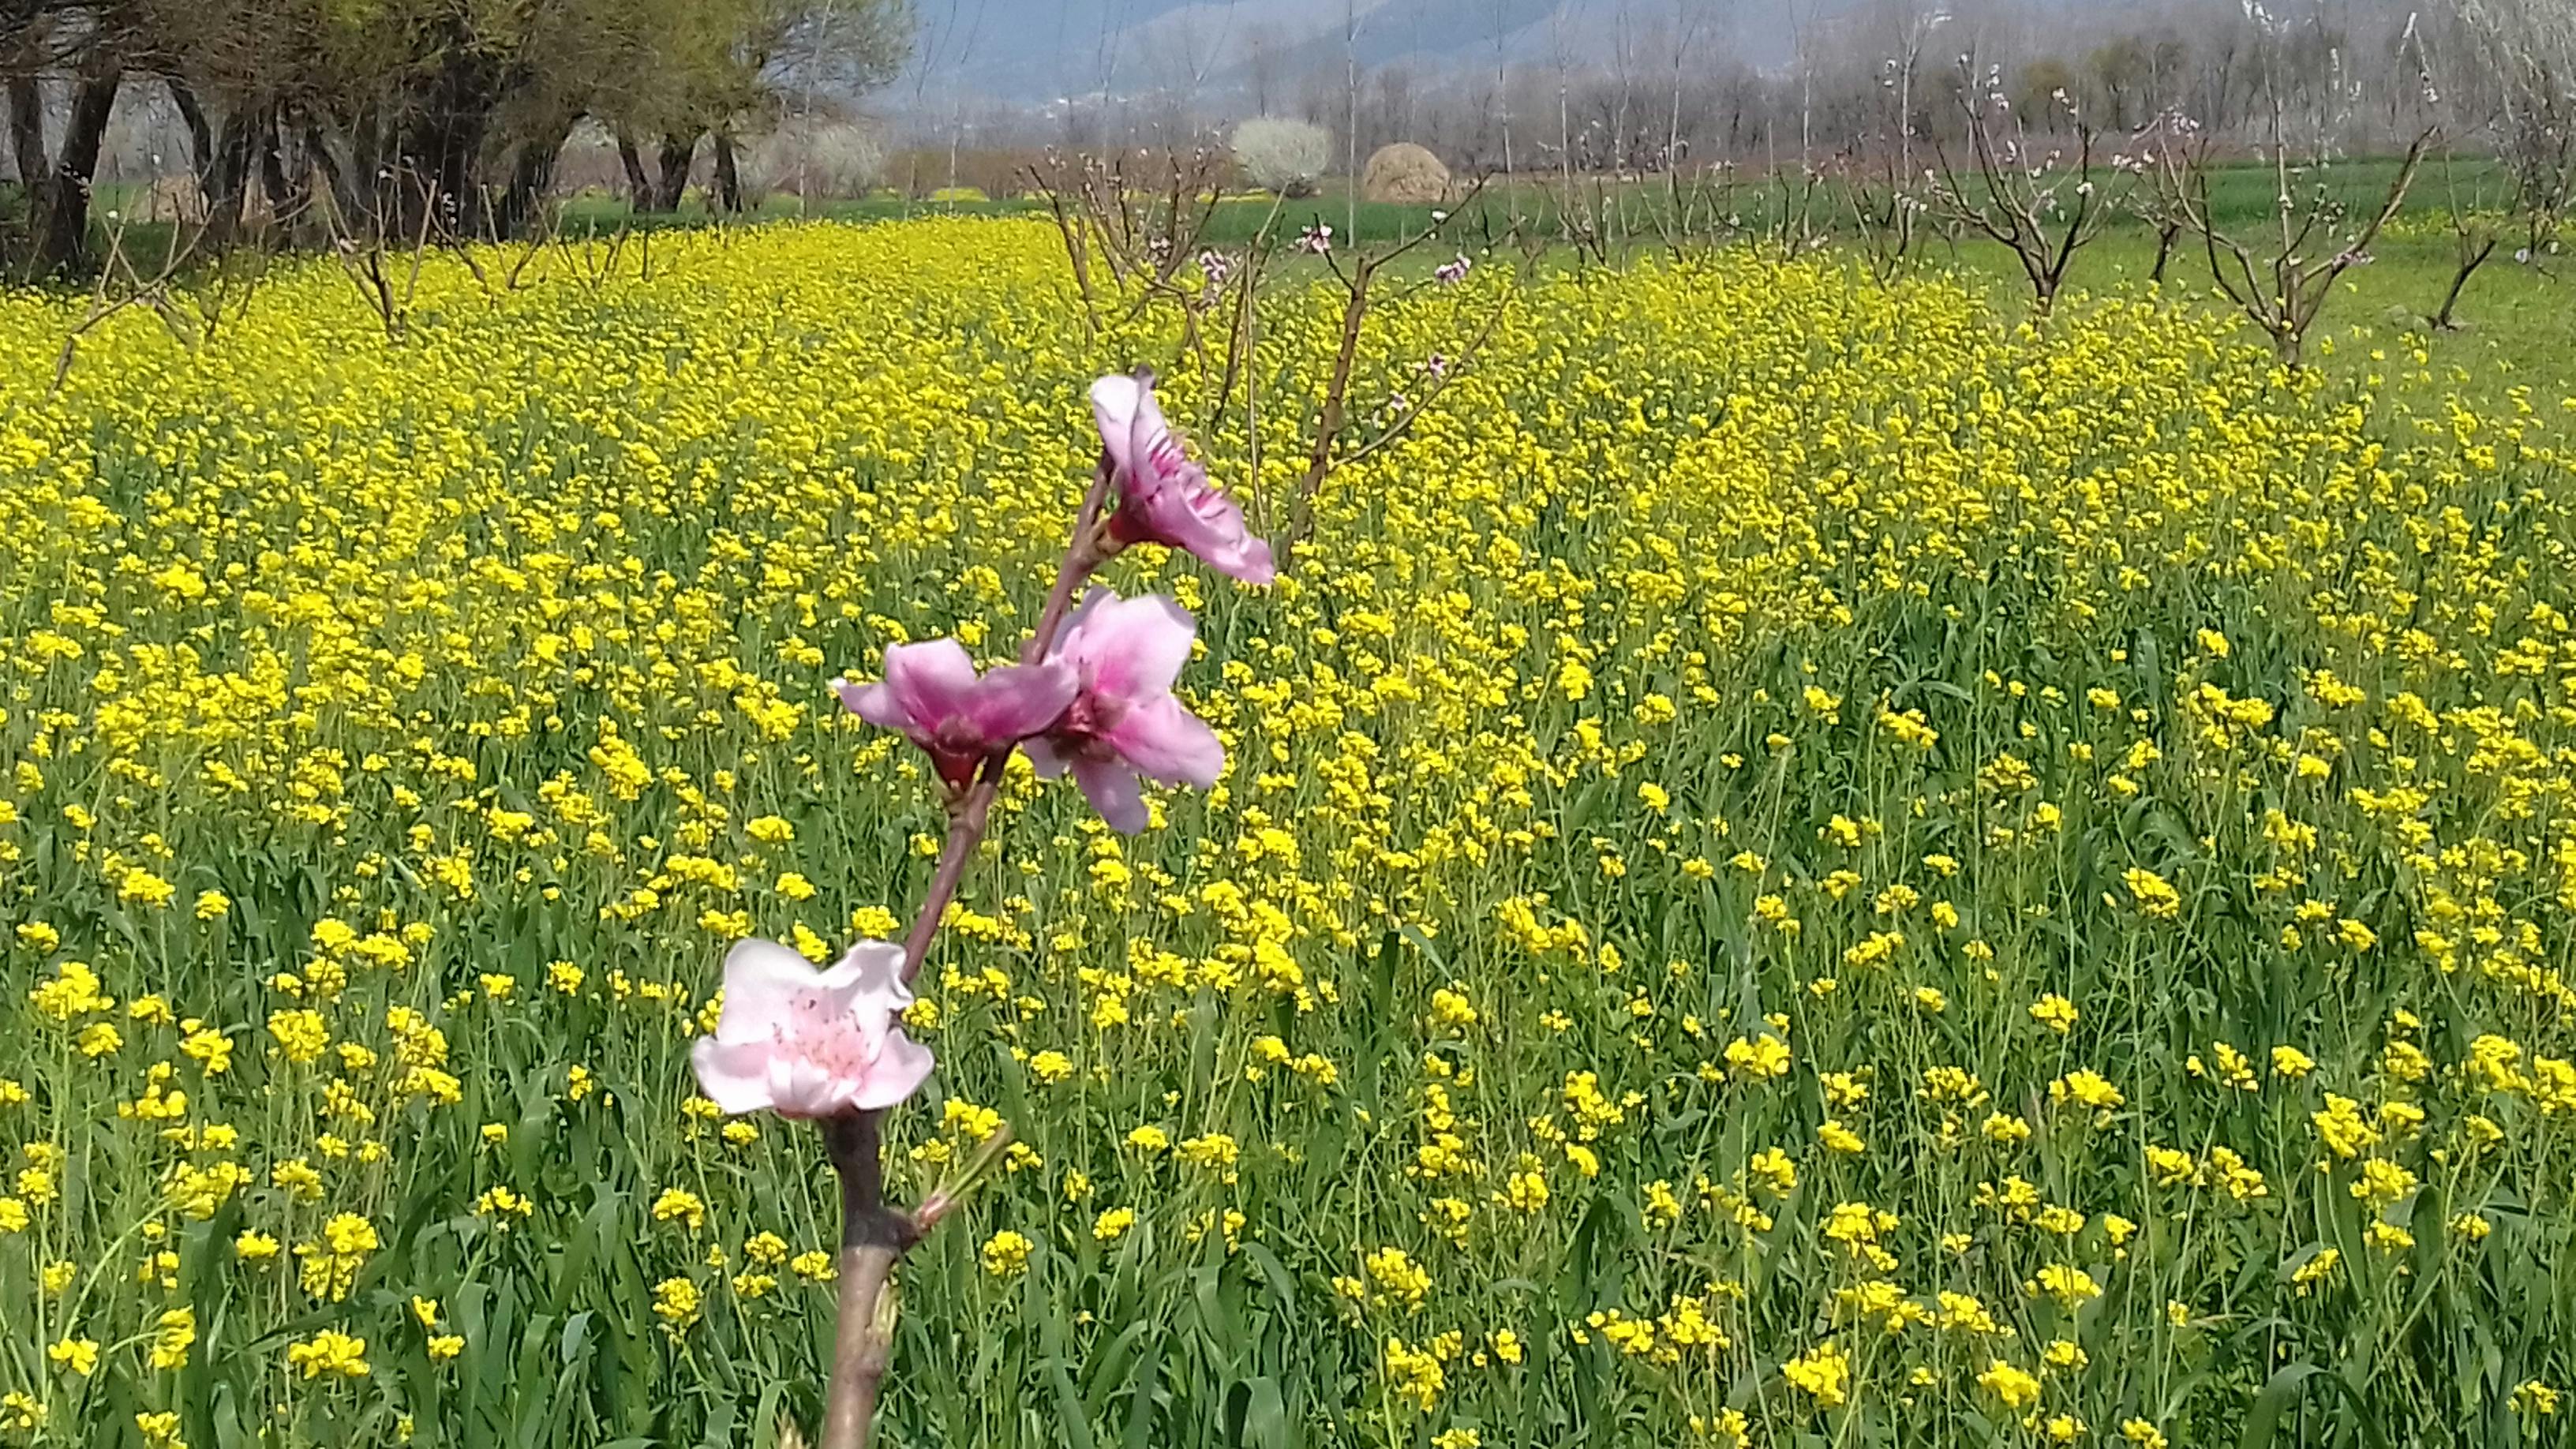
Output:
[
  {"left": 1979, "top": 1357, "right": 2041, "bottom": 1410},
  {"left": 1781, "top": 1340, "right": 1851, "bottom": 1407},
  {"left": 1724, "top": 1035, "right": 1792, "bottom": 1080},
  {"left": 150, "top": 1307, "right": 197, "bottom": 1369},
  {"left": 652, "top": 1277, "right": 702, "bottom": 1327},
  {"left": 1383, "top": 1336, "right": 1447, "bottom": 1412},
  {"left": 286, "top": 1330, "right": 371, "bottom": 1379},
  {"left": 2028, "top": 994, "right": 2079, "bottom": 1034},
  {"left": 980, "top": 1230, "right": 1034, "bottom": 1277},
  {"left": 47, "top": 1337, "right": 100, "bottom": 1376},
  {"left": 651, "top": 1187, "right": 708, "bottom": 1232},
  {"left": 2121, "top": 867, "right": 2182, "bottom": 919}
]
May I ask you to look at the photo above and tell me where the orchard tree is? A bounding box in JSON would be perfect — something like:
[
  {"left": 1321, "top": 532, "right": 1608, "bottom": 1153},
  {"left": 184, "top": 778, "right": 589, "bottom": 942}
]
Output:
[
  {"left": 2439, "top": 0, "right": 2576, "bottom": 321},
  {"left": 5, "top": 1, "right": 132, "bottom": 275},
  {"left": 2, "top": 0, "right": 912, "bottom": 275}
]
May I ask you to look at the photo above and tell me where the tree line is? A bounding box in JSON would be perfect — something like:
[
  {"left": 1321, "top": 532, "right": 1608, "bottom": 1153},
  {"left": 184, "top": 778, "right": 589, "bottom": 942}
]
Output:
[
  {"left": 1, "top": 0, "right": 910, "bottom": 276},
  {"left": 904, "top": 0, "right": 2560, "bottom": 197}
]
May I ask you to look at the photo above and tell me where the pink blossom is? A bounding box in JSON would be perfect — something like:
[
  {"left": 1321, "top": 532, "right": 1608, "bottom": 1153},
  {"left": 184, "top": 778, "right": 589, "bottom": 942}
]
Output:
[
  {"left": 1023, "top": 589, "right": 1222, "bottom": 833},
  {"left": 691, "top": 938, "right": 934, "bottom": 1118},
  {"left": 835, "top": 639, "right": 1076, "bottom": 790},
  {"left": 1089, "top": 372, "right": 1275, "bottom": 585}
]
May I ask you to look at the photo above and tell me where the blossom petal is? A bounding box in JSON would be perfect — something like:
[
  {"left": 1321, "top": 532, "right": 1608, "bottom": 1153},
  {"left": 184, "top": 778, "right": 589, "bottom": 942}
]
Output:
[
  {"left": 814, "top": 938, "right": 909, "bottom": 1003},
  {"left": 1020, "top": 732, "right": 1069, "bottom": 779},
  {"left": 766, "top": 1054, "right": 851, "bottom": 1119},
  {"left": 1133, "top": 487, "right": 1273, "bottom": 585},
  {"left": 963, "top": 661, "right": 1077, "bottom": 744},
  {"left": 879, "top": 639, "right": 983, "bottom": 736},
  {"left": 1088, "top": 373, "right": 1145, "bottom": 479},
  {"left": 691, "top": 1038, "right": 781, "bottom": 1114},
  {"left": 1210, "top": 530, "right": 1276, "bottom": 586},
  {"left": 713, "top": 937, "right": 824, "bottom": 1041},
  {"left": 1072, "top": 754, "right": 1149, "bottom": 833},
  {"left": 1106, "top": 695, "right": 1223, "bottom": 788},
  {"left": 1059, "top": 590, "right": 1196, "bottom": 698},
  {"left": 1127, "top": 382, "right": 1181, "bottom": 486},
  {"left": 851, "top": 1029, "right": 937, "bottom": 1110},
  {"left": 832, "top": 677, "right": 908, "bottom": 731}
]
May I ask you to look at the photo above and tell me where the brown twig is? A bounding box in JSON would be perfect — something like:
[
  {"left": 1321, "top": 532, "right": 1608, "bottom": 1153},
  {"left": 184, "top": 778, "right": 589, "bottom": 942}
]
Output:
[
  {"left": 896, "top": 455, "right": 1115, "bottom": 980},
  {"left": 1279, "top": 180, "right": 1505, "bottom": 566},
  {"left": 818, "top": 1114, "right": 914, "bottom": 1449},
  {"left": 47, "top": 211, "right": 208, "bottom": 397},
  {"left": 811, "top": 451, "right": 1121, "bottom": 1448}
]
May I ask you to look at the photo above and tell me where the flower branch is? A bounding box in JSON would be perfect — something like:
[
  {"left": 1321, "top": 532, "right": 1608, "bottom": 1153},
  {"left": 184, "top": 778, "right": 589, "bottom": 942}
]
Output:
[{"left": 689, "top": 369, "right": 1271, "bottom": 1449}]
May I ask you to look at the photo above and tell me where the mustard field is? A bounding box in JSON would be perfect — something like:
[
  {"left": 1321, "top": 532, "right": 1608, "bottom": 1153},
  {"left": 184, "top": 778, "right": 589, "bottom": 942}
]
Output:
[{"left": 2, "top": 219, "right": 2573, "bottom": 1447}]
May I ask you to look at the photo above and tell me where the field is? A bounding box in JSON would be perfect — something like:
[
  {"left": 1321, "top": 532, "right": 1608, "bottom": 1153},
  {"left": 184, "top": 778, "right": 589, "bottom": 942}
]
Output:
[{"left": 3, "top": 216, "right": 2575, "bottom": 1449}]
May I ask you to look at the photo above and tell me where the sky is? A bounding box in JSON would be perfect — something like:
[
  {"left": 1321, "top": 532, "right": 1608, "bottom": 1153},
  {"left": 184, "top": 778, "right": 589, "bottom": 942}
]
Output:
[{"left": 880, "top": 0, "right": 2403, "bottom": 123}]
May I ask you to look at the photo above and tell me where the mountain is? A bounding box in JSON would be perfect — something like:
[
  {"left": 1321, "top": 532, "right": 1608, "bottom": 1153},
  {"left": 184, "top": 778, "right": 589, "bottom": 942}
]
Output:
[{"left": 889, "top": 0, "right": 1822, "bottom": 115}]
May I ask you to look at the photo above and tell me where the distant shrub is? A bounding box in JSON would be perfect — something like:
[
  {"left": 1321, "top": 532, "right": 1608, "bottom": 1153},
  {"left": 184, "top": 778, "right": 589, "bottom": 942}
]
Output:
[
  {"left": 751, "top": 119, "right": 886, "bottom": 200},
  {"left": 1233, "top": 118, "right": 1330, "bottom": 198}
]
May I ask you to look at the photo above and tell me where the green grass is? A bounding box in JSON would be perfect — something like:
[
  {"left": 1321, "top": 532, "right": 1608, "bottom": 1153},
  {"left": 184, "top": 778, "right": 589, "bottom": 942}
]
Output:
[
  {"left": 8, "top": 215, "right": 2576, "bottom": 1448},
  {"left": 537, "top": 157, "right": 2567, "bottom": 409}
]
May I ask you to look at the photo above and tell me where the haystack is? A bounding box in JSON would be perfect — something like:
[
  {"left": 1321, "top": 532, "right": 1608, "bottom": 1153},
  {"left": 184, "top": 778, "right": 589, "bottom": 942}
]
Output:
[{"left": 1361, "top": 143, "right": 1451, "bottom": 204}]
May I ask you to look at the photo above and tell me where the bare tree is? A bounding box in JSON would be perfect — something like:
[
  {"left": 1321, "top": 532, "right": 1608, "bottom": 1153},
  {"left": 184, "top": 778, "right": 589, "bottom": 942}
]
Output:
[
  {"left": 1245, "top": 21, "right": 1280, "bottom": 116},
  {"left": 2443, "top": 0, "right": 2576, "bottom": 317},
  {"left": 2140, "top": 20, "right": 2437, "bottom": 368},
  {"left": 1837, "top": 6, "right": 1947, "bottom": 285},
  {"left": 1923, "top": 54, "right": 2131, "bottom": 312}
]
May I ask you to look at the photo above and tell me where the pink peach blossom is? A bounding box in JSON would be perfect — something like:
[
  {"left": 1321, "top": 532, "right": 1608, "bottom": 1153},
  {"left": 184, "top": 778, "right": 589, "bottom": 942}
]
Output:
[
  {"left": 835, "top": 639, "right": 1076, "bottom": 790},
  {"left": 1089, "top": 372, "right": 1275, "bottom": 585},
  {"left": 691, "top": 938, "right": 934, "bottom": 1118},
  {"left": 1023, "top": 589, "right": 1223, "bottom": 833}
]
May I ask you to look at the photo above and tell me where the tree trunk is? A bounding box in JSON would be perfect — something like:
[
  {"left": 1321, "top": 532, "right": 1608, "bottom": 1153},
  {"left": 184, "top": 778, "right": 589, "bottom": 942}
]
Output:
[
  {"left": 652, "top": 130, "right": 698, "bottom": 212},
  {"left": 170, "top": 80, "right": 215, "bottom": 189},
  {"left": 259, "top": 107, "right": 294, "bottom": 225},
  {"left": 204, "top": 104, "right": 256, "bottom": 249},
  {"left": 305, "top": 118, "right": 369, "bottom": 234},
  {"left": 349, "top": 106, "right": 385, "bottom": 236},
  {"left": 393, "top": 41, "right": 500, "bottom": 240},
  {"left": 616, "top": 130, "right": 651, "bottom": 207},
  {"left": 494, "top": 119, "right": 572, "bottom": 239},
  {"left": 2150, "top": 221, "right": 2180, "bottom": 284},
  {"left": 6, "top": 73, "right": 43, "bottom": 204},
  {"left": 396, "top": 111, "right": 485, "bottom": 240},
  {"left": 711, "top": 130, "right": 743, "bottom": 212},
  {"left": 32, "top": 58, "right": 121, "bottom": 277},
  {"left": 2433, "top": 238, "right": 2497, "bottom": 330}
]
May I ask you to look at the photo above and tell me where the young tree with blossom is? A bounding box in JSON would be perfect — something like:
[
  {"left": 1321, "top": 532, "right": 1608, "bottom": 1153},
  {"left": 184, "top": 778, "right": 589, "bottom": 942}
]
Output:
[{"left": 688, "top": 371, "right": 1272, "bottom": 1449}]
